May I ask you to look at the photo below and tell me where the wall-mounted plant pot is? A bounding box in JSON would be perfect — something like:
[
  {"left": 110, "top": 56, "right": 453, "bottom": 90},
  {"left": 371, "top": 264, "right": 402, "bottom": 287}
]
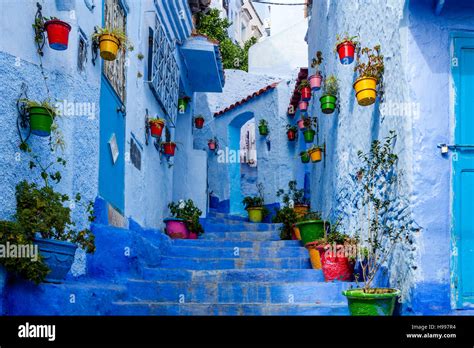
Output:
[
  {"left": 194, "top": 117, "right": 204, "bottom": 129},
  {"left": 208, "top": 141, "right": 216, "bottom": 150},
  {"left": 44, "top": 19, "right": 71, "bottom": 50},
  {"left": 319, "top": 246, "right": 355, "bottom": 281},
  {"left": 246, "top": 207, "right": 263, "bottom": 223},
  {"left": 287, "top": 129, "right": 297, "bottom": 141},
  {"left": 309, "top": 74, "right": 323, "bottom": 91},
  {"left": 258, "top": 125, "right": 269, "bottom": 136},
  {"left": 303, "top": 129, "right": 316, "bottom": 143},
  {"left": 178, "top": 98, "right": 189, "bottom": 112},
  {"left": 29, "top": 106, "right": 54, "bottom": 137},
  {"left": 298, "top": 101, "right": 308, "bottom": 113},
  {"left": 353, "top": 77, "right": 378, "bottom": 106},
  {"left": 300, "top": 151, "right": 310, "bottom": 164},
  {"left": 99, "top": 34, "right": 120, "bottom": 61},
  {"left": 342, "top": 288, "right": 400, "bottom": 316},
  {"left": 149, "top": 120, "right": 165, "bottom": 138},
  {"left": 162, "top": 142, "right": 177, "bottom": 156},
  {"left": 320, "top": 95, "right": 337, "bottom": 114},
  {"left": 295, "top": 220, "right": 326, "bottom": 245},
  {"left": 308, "top": 147, "right": 322, "bottom": 162},
  {"left": 300, "top": 86, "right": 312, "bottom": 101},
  {"left": 337, "top": 41, "right": 356, "bottom": 65},
  {"left": 164, "top": 218, "right": 189, "bottom": 239},
  {"left": 305, "top": 242, "right": 323, "bottom": 269},
  {"left": 294, "top": 204, "right": 309, "bottom": 218},
  {"left": 34, "top": 237, "right": 78, "bottom": 283},
  {"left": 297, "top": 119, "right": 305, "bottom": 130}
]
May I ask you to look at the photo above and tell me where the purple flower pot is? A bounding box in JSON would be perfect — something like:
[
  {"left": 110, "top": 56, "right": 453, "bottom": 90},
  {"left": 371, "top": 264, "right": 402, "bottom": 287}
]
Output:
[{"left": 164, "top": 218, "right": 189, "bottom": 239}]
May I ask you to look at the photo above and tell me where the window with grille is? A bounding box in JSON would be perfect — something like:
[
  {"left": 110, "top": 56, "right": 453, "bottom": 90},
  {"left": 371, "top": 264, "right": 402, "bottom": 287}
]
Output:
[
  {"left": 149, "top": 15, "right": 179, "bottom": 122},
  {"left": 77, "top": 29, "right": 88, "bottom": 72},
  {"left": 103, "top": 0, "right": 127, "bottom": 102}
]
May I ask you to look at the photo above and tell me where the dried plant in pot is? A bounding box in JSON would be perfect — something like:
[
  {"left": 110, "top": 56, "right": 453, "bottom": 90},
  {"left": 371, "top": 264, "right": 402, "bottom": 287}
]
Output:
[
  {"left": 335, "top": 34, "right": 359, "bottom": 65},
  {"left": 309, "top": 51, "right": 324, "bottom": 91}
]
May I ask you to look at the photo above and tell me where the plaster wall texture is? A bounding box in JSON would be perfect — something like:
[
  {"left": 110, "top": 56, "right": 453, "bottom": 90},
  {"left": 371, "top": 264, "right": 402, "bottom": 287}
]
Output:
[{"left": 307, "top": 0, "right": 474, "bottom": 314}]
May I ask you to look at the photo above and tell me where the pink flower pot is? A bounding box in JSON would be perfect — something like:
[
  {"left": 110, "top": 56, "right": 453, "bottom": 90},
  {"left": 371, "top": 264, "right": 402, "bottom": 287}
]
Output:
[
  {"left": 299, "top": 101, "right": 308, "bottom": 112},
  {"left": 297, "top": 119, "right": 305, "bottom": 129},
  {"left": 309, "top": 74, "right": 323, "bottom": 91},
  {"left": 188, "top": 232, "right": 198, "bottom": 240},
  {"left": 208, "top": 141, "right": 216, "bottom": 150},
  {"left": 164, "top": 218, "right": 189, "bottom": 239}
]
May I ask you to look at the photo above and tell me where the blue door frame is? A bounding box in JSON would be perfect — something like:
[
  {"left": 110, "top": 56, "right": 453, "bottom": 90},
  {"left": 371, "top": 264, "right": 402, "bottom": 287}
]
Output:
[{"left": 452, "top": 34, "right": 474, "bottom": 309}]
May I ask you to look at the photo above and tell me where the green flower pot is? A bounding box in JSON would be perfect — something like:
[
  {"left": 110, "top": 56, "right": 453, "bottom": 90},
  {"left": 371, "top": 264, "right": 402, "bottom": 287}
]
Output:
[
  {"left": 303, "top": 129, "right": 315, "bottom": 143},
  {"left": 178, "top": 99, "right": 188, "bottom": 112},
  {"left": 295, "top": 220, "right": 326, "bottom": 245},
  {"left": 29, "top": 106, "right": 54, "bottom": 137},
  {"left": 258, "top": 125, "right": 269, "bottom": 136},
  {"left": 342, "top": 288, "right": 400, "bottom": 316},
  {"left": 320, "top": 95, "right": 337, "bottom": 114},
  {"left": 300, "top": 152, "right": 310, "bottom": 163}
]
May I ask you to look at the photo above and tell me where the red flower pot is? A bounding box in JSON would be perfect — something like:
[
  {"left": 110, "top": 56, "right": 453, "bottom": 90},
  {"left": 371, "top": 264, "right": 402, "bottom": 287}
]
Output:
[
  {"left": 162, "top": 142, "right": 177, "bottom": 156},
  {"left": 195, "top": 117, "right": 204, "bottom": 129},
  {"left": 287, "top": 129, "right": 296, "bottom": 141},
  {"left": 44, "top": 19, "right": 71, "bottom": 51},
  {"left": 149, "top": 120, "right": 165, "bottom": 138},
  {"left": 299, "top": 101, "right": 308, "bottom": 112},
  {"left": 337, "top": 41, "right": 356, "bottom": 65},
  {"left": 208, "top": 141, "right": 216, "bottom": 150},
  {"left": 297, "top": 119, "right": 305, "bottom": 129},
  {"left": 188, "top": 231, "right": 198, "bottom": 239},
  {"left": 318, "top": 245, "right": 355, "bottom": 281},
  {"left": 309, "top": 74, "right": 323, "bottom": 91},
  {"left": 301, "top": 87, "right": 312, "bottom": 101}
]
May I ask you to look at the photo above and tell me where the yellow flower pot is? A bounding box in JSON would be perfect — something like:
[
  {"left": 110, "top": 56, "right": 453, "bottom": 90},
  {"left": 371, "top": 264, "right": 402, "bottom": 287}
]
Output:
[
  {"left": 99, "top": 34, "right": 120, "bottom": 61},
  {"left": 308, "top": 248, "right": 322, "bottom": 269},
  {"left": 308, "top": 148, "right": 322, "bottom": 162},
  {"left": 294, "top": 204, "right": 309, "bottom": 219},
  {"left": 353, "top": 77, "right": 378, "bottom": 106},
  {"left": 247, "top": 207, "right": 263, "bottom": 223},
  {"left": 293, "top": 225, "right": 302, "bottom": 240}
]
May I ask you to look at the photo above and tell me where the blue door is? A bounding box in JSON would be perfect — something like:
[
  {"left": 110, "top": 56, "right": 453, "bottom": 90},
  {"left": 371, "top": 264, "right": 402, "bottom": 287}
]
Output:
[
  {"left": 99, "top": 76, "right": 125, "bottom": 213},
  {"left": 453, "top": 36, "right": 474, "bottom": 308}
]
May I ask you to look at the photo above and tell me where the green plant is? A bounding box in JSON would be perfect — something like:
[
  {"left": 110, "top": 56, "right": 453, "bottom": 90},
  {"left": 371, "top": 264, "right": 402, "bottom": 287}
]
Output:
[
  {"left": 311, "top": 51, "right": 323, "bottom": 72},
  {"left": 259, "top": 119, "right": 268, "bottom": 127},
  {"left": 322, "top": 75, "right": 339, "bottom": 96},
  {"left": 92, "top": 27, "right": 134, "bottom": 52},
  {"left": 309, "top": 144, "right": 324, "bottom": 152},
  {"left": 286, "top": 124, "right": 298, "bottom": 132},
  {"left": 149, "top": 117, "right": 165, "bottom": 125},
  {"left": 353, "top": 130, "right": 412, "bottom": 292},
  {"left": 243, "top": 183, "right": 270, "bottom": 217},
  {"left": 298, "top": 211, "right": 322, "bottom": 222},
  {"left": 334, "top": 34, "right": 359, "bottom": 51},
  {"left": 354, "top": 45, "right": 384, "bottom": 80},
  {"left": 276, "top": 180, "right": 309, "bottom": 207},
  {"left": 15, "top": 151, "right": 95, "bottom": 253},
  {"left": 272, "top": 206, "right": 297, "bottom": 240},
  {"left": 303, "top": 116, "right": 317, "bottom": 130},
  {"left": 298, "top": 79, "right": 311, "bottom": 91},
  {"left": 168, "top": 199, "right": 204, "bottom": 235},
  {"left": 0, "top": 221, "right": 50, "bottom": 284}
]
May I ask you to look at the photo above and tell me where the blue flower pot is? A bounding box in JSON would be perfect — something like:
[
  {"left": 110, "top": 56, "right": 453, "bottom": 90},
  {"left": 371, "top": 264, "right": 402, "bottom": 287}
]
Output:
[{"left": 34, "top": 238, "right": 77, "bottom": 283}]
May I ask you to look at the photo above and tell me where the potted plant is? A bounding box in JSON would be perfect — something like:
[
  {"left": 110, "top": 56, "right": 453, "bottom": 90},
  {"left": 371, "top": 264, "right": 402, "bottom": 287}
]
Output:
[
  {"left": 295, "top": 212, "right": 328, "bottom": 246},
  {"left": 320, "top": 75, "right": 338, "bottom": 114},
  {"left": 208, "top": 137, "right": 218, "bottom": 151},
  {"left": 287, "top": 105, "right": 296, "bottom": 118},
  {"left": 276, "top": 180, "right": 310, "bottom": 218},
  {"left": 43, "top": 17, "right": 72, "bottom": 50},
  {"left": 165, "top": 199, "right": 204, "bottom": 239},
  {"left": 335, "top": 34, "right": 359, "bottom": 65},
  {"left": 14, "top": 152, "right": 95, "bottom": 283},
  {"left": 258, "top": 119, "right": 269, "bottom": 136},
  {"left": 92, "top": 27, "right": 133, "bottom": 61},
  {"left": 272, "top": 206, "right": 298, "bottom": 240},
  {"left": 353, "top": 45, "right": 384, "bottom": 106},
  {"left": 194, "top": 115, "right": 205, "bottom": 129},
  {"left": 298, "top": 80, "right": 312, "bottom": 102},
  {"left": 161, "top": 127, "right": 177, "bottom": 156},
  {"left": 342, "top": 131, "right": 409, "bottom": 316},
  {"left": 309, "top": 51, "right": 323, "bottom": 91},
  {"left": 298, "top": 100, "right": 308, "bottom": 113},
  {"left": 20, "top": 99, "right": 57, "bottom": 137},
  {"left": 297, "top": 118, "right": 305, "bottom": 130},
  {"left": 308, "top": 145, "right": 323, "bottom": 162},
  {"left": 302, "top": 116, "right": 317, "bottom": 143},
  {"left": 242, "top": 183, "right": 268, "bottom": 223},
  {"left": 286, "top": 124, "right": 297, "bottom": 141},
  {"left": 149, "top": 117, "right": 165, "bottom": 138},
  {"left": 178, "top": 97, "right": 191, "bottom": 113},
  {"left": 300, "top": 151, "right": 310, "bottom": 164}
]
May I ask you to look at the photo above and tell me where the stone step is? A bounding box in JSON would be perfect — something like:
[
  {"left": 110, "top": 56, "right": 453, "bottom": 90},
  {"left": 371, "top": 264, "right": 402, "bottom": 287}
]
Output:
[
  {"left": 172, "top": 239, "right": 302, "bottom": 248},
  {"left": 125, "top": 280, "right": 354, "bottom": 304},
  {"left": 109, "top": 302, "right": 349, "bottom": 315},
  {"left": 165, "top": 246, "right": 308, "bottom": 258},
  {"left": 158, "top": 256, "right": 312, "bottom": 270},
  {"left": 200, "top": 231, "right": 281, "bottom": 241},
  {"left": 141, "top": 268, "right": 325, "bottom": 282},
  {"left": 202, "top": 222, "right": 281, "bottom": 232}
]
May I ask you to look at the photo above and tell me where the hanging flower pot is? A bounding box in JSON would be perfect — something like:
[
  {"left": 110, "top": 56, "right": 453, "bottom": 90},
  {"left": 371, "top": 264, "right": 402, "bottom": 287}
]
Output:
[
  {"left": 342, "top": 288, "right": 400, "bottom": 316},
  {"left": 320, "top": 95, "right": 337, "bottom": 114},
  {"left": 300, "top": 151, "right": 310, "bottom": 164},
  {"left": 309, "top": 74, "right": 323, "bottom": 91},
  {"left": 44, "top": 19, "right": 71, "bottom": 50},
  {"left": 298, "top": 80, "right": 312, "bottom": 101},
  {"left": 162, "top": 142, "right": 177, "bottom": 156},
  {"left": 303, "top": 129, "right": 316, "bottom": 143},
  {"left": 353, "top": 77, "right": 378, "bottom": 106},
  {"left": 308, "top": 146, "right": 323, "bottom": 162},
  {"left": 208, "top": 139, "right": 217, "bottom": 150},
  {"left": 178, "top": 97, "right": 190, "bottom": 113},
  {"left": 98, "top": 34, "right": 120, "bottom": 61},
  {"left": 163, "top": 218, "right": 189, "bottom": 239},
  {"left": 286, "top": 129, "right": 297, "bottom": 141},
  {"left": 194, "top": 116, "right": 205, "bottom": 129},
  {"left": 28, "top": 106, "right": 54, "bottom": 137},
  {"left": 258, "top": 119, "right": 269, "bottom": 136},
  {"left": 297, "top": 119, "right": 305, "bottom": 130},
  {"left": 298, "top": 101, "right": 308, "bottom": 113},
  {"left": 149, "top": 119, "right": 165, "bottom": 138},
  {"left": 336, "top": 41, "right": 356, "bottom": 65}
]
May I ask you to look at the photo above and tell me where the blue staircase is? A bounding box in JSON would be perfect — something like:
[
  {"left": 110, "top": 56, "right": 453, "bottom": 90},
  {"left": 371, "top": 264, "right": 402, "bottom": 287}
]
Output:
[{"left": 5, "top": 213, "right": 353, "bottom": 315}]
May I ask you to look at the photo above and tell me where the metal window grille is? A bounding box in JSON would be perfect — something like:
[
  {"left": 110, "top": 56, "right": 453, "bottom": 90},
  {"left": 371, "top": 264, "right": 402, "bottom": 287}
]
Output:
[{"left": 77, "top": 29, "right": 88, "bottom": 72}]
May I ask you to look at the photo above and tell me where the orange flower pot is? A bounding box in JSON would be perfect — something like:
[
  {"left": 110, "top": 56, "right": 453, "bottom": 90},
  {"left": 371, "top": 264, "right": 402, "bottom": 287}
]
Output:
[
  {"left": 294, "top": 204, "right": 309, "bottom": 219},
  {"left": 99, "top": 34, "right": 120, "bottom": 61},
  {"left": 308, "top": 148, "right": 322, "bottom": 162}
]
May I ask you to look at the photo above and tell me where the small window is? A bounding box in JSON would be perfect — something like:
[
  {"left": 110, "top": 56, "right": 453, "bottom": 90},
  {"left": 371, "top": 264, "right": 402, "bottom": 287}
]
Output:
[{"left": 77, "top": 29, "right": 88, "bottom": 72}]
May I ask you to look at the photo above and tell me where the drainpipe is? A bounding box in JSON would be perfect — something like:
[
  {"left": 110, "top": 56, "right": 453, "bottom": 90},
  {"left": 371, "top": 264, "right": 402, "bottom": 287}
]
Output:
[{"left": 435, "top": 0, "right": 445, "bottom": 15}]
